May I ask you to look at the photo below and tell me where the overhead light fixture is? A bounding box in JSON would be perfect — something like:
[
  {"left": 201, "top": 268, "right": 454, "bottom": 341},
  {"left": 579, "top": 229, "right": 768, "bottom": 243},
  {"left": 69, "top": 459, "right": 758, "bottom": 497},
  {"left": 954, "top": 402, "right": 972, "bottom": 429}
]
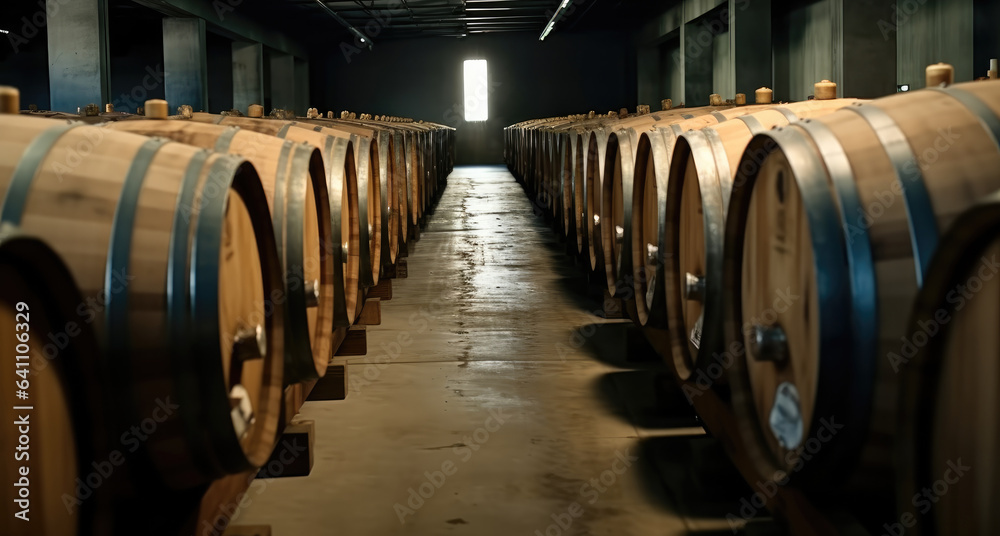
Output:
[
  {"left": 314, "top": 0, "right": 373, "bottom": 50},
  {"left": 539, "top": 0, "right": 572, "bottom": 41}
]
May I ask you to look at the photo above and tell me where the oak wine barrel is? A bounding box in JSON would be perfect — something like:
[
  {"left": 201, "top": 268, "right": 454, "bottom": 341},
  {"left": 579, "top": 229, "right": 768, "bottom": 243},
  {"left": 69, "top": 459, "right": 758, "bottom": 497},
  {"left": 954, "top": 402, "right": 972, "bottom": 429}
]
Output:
[
  {"left": 721, "top": 80, "right": 1000, "bottom": 499},
  {"left": 0, "top": 229, "right": 109, "bottom": 535},
  {"left": 0, "top": 115, "right": 286, "bottom": 489},
  {"left": 188, "top": 113, "right": 363, "bottom": 324},
  {"left": 105, "top": 119, "right": 335, "bottom": 383},
  {"left": 658, "top": 98, "right": 860, "bottom": 378},
  {"left": 897, "top": 191, "right": 1000, "bottom": 536}
]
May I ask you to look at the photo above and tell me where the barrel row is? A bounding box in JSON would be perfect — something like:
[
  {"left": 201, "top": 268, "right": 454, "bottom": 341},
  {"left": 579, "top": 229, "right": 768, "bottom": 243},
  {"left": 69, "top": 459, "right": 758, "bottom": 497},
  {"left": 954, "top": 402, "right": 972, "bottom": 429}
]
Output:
[
  {"left": 505, "top": 72, "right": 1000, "bottom": 535},
  {"left": 0, "top": 88, "right": 453, "bottom": 535}
]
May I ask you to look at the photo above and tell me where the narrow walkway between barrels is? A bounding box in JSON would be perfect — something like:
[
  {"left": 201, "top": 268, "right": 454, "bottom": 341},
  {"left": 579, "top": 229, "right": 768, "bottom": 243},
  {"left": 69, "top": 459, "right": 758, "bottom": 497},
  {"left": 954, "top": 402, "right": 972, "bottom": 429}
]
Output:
[{"left": 231, "top": 165, "right": 761, "bottom": 535}]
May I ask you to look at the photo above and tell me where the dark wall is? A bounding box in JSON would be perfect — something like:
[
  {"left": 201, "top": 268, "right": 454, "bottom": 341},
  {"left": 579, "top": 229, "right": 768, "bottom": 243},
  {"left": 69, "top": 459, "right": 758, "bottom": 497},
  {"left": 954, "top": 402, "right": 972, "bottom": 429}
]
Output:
[
  {"left": 206, "top": 31, "right": 234, "bottom": 112},
  {"left": 310, "top": 31, "right": 635, "bottom": 165},
  {"left": 0, "top": 2, "right": 51, "bottom": 109},
  {"left": 108, "top": 6, "right": 165, "bottom": 113}
]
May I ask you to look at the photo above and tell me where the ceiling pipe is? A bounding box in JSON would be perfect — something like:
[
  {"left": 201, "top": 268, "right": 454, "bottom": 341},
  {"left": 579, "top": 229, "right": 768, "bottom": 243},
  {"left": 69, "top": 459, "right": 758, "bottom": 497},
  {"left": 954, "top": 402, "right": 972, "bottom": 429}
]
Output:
[
  {"left": 538, "top": 0, "right": 571, "bottom": 41},
  {"left": 315, "top": 0, "right": 373, "bottom": 49}
]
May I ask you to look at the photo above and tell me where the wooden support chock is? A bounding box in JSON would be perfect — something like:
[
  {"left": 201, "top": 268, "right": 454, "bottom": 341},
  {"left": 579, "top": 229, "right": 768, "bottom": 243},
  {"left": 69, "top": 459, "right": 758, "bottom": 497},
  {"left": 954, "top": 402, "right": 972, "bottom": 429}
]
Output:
[
  {"left": 603, "top": 289, "right": 623, "bottom": 319},
  {"left": 369, "top": 278, "right": 393, "bottom": 300},
  {"left": 307, "top": 364, "right": 349, "bottom": 401},
  {"left": 358, "top": 298, "right": 381, "bottom": 326},
  {"left": 395, "top": 258, "right": 408, "bottom": 279},
  {"left": 335, "top": 325, "right": 367, "bottom": 357}
]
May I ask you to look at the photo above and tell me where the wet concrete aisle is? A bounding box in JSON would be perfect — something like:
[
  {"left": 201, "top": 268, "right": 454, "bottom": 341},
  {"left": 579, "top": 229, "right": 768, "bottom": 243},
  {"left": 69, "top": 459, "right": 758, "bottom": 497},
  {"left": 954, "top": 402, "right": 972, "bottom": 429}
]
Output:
[{"left": 231, "top": 166, "right": 747, "bottom": 535}]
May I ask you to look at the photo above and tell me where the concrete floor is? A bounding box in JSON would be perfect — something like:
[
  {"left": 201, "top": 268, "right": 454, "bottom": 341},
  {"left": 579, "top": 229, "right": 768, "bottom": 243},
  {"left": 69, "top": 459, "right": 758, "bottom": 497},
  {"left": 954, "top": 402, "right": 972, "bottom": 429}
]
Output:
[{"left": 230, "top": 165, "right": 762, "bottom": 535}]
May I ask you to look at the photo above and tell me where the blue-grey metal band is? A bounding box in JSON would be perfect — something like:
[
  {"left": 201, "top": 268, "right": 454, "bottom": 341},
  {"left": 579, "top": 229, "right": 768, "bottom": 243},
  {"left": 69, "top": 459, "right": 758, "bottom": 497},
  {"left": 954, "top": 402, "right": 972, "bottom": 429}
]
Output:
[
  {"left": 211, "top": 115, "right": 224, "bottom": 124},
  {"left": 105, "top": 137, "right": 170, "bottom": 355},
  {"left": 774, "top": 107, "right": 799, "bottom": 123},
  {"left": 711, "top": 112, "right": 728, "bottom": 122},
  {"left": 1, "top": 122, "right": 85, "bottom": 224},
  {"left": 313, "top": 125, "right": 324, "bottom": 132},
  {"left": 166, "top": 150, "right": 211, "bottom": 345},
  {"left": 702, "top": 128, "right": 735, "bottom": 210},
  {"left": 323, "top": 135, "right": 337, "bottom": 181},
  {"left": 283, "top": 143, "right": 312, "bottom": 374},
  {"left": 928, "top": 86, "right": 1000, "bottom": 150},
  {"left": 213, "top": 126, "right": 241, "bottom": 153},
  {"left": 191, "top": 155, "right": 249, "bottom": 474},
  {"left": 793, "top": 118, "right": 878, "bottom": 395},
  {"left": 275, "top": 122, "right": 293, "bottom": 138},
  {"left": 846, "top": 104, "right": 937, "bottom": 284},
  {"left": 271, "top": 141, "right": 294, "bottom": 251},
  {"left": 670, "top": 124, "right": 683, "bottom": 136},
  {"left": 737, "top": 115, "right": 766, "bottom": 136},
  {"left": 682, "top": 114, "right": 694, "bottom": 119}
]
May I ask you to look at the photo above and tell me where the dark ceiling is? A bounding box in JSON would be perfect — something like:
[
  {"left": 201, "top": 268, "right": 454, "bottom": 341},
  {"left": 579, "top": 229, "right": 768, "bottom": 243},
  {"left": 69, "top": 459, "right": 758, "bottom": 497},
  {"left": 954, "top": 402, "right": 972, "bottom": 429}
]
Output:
[{"left": 220, "top": 0, "right": 668, "bottom": 45}]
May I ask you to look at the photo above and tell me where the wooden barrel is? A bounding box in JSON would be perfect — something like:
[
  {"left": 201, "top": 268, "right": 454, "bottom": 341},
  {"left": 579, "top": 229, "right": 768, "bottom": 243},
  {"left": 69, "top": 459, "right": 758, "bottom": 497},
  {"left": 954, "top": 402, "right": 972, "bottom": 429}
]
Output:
[
  {"left": 318, "top": 117, "right": 405, "bottom": 265},
  {"left": 658, "top": 99, "right": 860, "bottom": 377},
  {"left": 0, "top": 229, "right": 109, "bottom": 535},
  {"left": 0, "top": 115, "right": 286, "bottom": 488},
  {"left": 600, "top": 106, "right": 736, "bottom": 301},
  {"left": 627, "top": 104, "right": 777, "bottom": 326},
  {"left": 105, "top": 120, "right": 335, "bottom": 383},
  {"left": 295, "top": 119, "right": 383, "bottom": 286},
  {"left": 721, "top": 80, "right": 1000, "bottom": 495},
  {"left": 189, "top": 113, "right": 363, "bottom": 324},
  {"left": 896, "top": 191, "right": 1000, "bottom": 536}
]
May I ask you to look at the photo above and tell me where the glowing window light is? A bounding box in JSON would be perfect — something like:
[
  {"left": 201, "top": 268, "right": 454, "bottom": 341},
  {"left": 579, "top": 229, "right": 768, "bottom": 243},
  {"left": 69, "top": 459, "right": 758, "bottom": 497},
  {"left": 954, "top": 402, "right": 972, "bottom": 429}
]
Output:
[{"left": 463, "top": 59, "right": 488, "bottom": 122}]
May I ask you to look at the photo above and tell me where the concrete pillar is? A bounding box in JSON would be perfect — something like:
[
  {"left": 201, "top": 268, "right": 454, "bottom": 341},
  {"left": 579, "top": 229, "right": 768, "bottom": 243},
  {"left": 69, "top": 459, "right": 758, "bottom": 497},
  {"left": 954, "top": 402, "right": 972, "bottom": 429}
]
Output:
[
  {"left": 232, "top": 42, "right": 263, "bottom": 114},
  {"left": 730, "top": 0, "right": 771, "bottom": 98},
  {"left": 46, "top": 0, "right": 110, "bottom": 112},
  {"left": 269, "top": 52, "right": 295, "bottom": 112},
  {"left": 163, "top": 18, "right": 208, "bottom": 111}
]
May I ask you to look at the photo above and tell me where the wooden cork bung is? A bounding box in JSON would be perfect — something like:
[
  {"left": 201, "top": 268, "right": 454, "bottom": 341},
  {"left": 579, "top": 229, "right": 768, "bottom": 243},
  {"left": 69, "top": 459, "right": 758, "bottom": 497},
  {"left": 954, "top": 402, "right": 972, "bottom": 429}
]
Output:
[
  {"left": 925, "top": 63, "right": 954, "bottom": 87},
  {"left": 988, "top": 59, "right": 998, "bottom": 80},
  {"left": 0, "top": 86, "right": 20, "bottom": 115},
  {"left": 814, "top": 80, "right": 837, "bottom": 100},
  {"left": 306, "top": 108, "right": 320, "bottom": 119},
  {"left": 735, "top": 93, "right": 746, "bottom": 105},
  {"left": 709, "top": 93, "right": 723, "bottom": 106},
  {"left": 177, "top": 104, "right": 193, "bottom": 119},
  {"left": 248, "top": 104, "right": 265, "bottom": 118},
  {"left": 144, "top": 99, "right": 168, "bottom": 119},
  {"left": 619, "top": 107, "right": 629, "bottom": 119},
  {"left": 755, "top": 87, "right": 773, "bottom": 104},
  {"left": 637, "top": 104, "right": 650, "bottom": 115},
  {"left": 661, "top": 98, "right": 672, "bottom": 111},
  {"left": 105, "top": 103, "right": 114, "bottom": 113}
]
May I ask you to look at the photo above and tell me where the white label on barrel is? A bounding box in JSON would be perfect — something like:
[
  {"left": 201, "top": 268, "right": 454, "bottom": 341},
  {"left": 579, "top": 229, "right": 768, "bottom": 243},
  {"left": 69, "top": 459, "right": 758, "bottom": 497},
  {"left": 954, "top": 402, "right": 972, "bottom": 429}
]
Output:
[
  {"left": 769, "top": 382, "right": 804, "bottom": 450},
  {"left": 689, "top": 313, "right": 703, "bottom": 349}
]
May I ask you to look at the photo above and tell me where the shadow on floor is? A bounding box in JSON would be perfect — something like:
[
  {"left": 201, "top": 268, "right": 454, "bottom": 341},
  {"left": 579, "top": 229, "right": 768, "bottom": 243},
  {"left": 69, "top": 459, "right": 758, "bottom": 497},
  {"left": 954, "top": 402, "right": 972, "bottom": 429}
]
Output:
[
  {"left": 629, "top": 433, "right": 785, "bottom": 534},
  {"left": 577, "top": 322, "right": 667, "bottom": 370},
  {"left": 596, "top": 371, "right": 701, "bottom": 430}
]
